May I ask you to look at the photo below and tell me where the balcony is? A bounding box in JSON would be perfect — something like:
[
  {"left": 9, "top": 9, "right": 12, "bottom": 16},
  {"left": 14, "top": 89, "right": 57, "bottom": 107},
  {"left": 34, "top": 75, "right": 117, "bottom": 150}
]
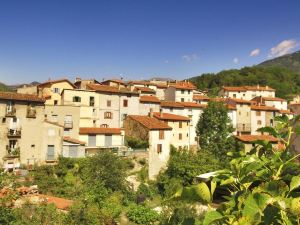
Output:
[
  {"left": 236, "top": 123, "right": 251, "bottom": 132},
  {"left": 27, "top": 107, "right": 37, "bottom": 118},
  {"left": 5, "top": 107, "right": 16, "bottom": 117},
  {"left": 64, "top": 121, "right": 73, "bottom": 129},
  {"left": 5, "top": 146, "right": 20, "bottom": 158},
  {"left": 7, "top": 129, "right": 21, "bottom": 138}
]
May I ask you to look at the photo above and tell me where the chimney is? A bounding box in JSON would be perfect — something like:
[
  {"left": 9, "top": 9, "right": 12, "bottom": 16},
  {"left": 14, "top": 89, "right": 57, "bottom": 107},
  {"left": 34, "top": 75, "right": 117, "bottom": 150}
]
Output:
[
  {"left": 149, "top": 108, "right": 153, "bottom": 118},
  {"left": 75, "top": 77, "right": 81, "bottom": 82},
  {"left": 118, "top": 83, "right": 121, "bottom": 90},
  {"left": 159, "top": 108, "right": 163, "bottom": 117},
  {"left": 257, "top": 84, "right": 259, "bottom": 89},
  {"left": 266, "top": 85, "right": 269, "bottom": 90}
]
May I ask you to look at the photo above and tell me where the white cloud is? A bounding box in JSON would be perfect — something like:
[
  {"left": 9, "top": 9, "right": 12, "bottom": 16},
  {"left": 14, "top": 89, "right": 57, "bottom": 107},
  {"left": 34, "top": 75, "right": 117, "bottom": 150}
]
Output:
[
  {"left": 268, "top": 39, "right": 298, "bottom": 58},
  {"left": 182, "top": 53, "right": 199, "bottom": 62},
  {"left": 250, "top": 48, "right": 260, "bottom": 57},
  {"left": 233, "top": 57, "right": 239, "bottom": 64}
]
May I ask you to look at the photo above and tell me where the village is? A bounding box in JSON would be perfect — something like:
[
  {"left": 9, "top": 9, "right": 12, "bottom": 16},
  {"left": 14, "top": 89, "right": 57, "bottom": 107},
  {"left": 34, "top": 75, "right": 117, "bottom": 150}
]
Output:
[{"left": 1, "top": 77, "right": 299, "bottom": 181}]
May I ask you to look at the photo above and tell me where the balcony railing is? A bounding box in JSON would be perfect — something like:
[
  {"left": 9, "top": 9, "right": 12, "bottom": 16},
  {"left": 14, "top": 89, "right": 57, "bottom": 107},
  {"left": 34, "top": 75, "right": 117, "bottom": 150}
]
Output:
[
  {"left": 236, "top": 123, "right": 251, "bottom": 132},
  {"left": 7, "top": 129, "right": 21, "bottom": 138},
  {"left": 64, "top": 121, "right": 73, "bottom": 129},
  {"left": 27, "top": 108, "right": 37, "bottom": 118},
  {"left": 5, "top": 146, "right": 20, "bottom": 158},
  {"left": 6, "top": 107, "right": 16, "bottom": 117}
]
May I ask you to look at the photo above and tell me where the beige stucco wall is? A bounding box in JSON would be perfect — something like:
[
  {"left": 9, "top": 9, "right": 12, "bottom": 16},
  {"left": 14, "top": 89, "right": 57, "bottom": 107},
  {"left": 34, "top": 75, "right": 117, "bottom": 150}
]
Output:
[
  {"left": 40, "top": 81, "right": 75, "bottom": 105},
  {"left": 148, "top": 130, "right": 172, "bottom": 180},
  {"left": 139, "top": 102, "right": 160, "bottom": 116},
  {"left": 44, "top": 105, "right": 80, "bottom": 139},
  {"left": 250, "top": 110, "right": 266, "bottom": 134},
  {"left": 79, "top": 133, "right": 124, "bottom": 147}
]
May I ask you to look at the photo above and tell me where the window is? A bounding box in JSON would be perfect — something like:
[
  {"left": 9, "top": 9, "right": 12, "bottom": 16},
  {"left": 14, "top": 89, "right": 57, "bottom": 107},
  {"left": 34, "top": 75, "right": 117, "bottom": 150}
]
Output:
[
  {"left": 256, "top": 111, "right": 261, "bottom": 116},
  {"left": 88, "top": 135, "right": 96, "bottom": 146},
  {"left": 188, "top": 90, "right": 190, "bottom": 94},
  {"left": 187, "top": 133, "right": 189, "bottom": 137},
  {"left": 89, "top": 96, "right": 95, "bottom": 106},
  {"left": 239, "top": 111, "right": 241, "bottom": 115},
  {"left": 31, "top": 144, "right": 35, "bottom": 148},
  {"left": 123, "top": 99, "right": 128, "bottom": 107},
  {"left": 181, "top": 90, "right": 185, "bottom": 94},
  {"left": 179, "top": 133, "right": 182, "bottom": 140},
  {"left": 69, "top": 146, "right": 78, "bottom": 158},
  {"left": 47, "top": 145, "right": 55, "bottom": 161},
  {"left": 170, "top": 108, "right": 173, "bottom": 112},
  {"left": 54, "top": 100, "right": 58, "bottom": 105},
  {"left": 101, "top": 124, "right": 108, "bottom": 128},
  {"left": 157, "top": 144, "right": 162, "bottom": 154},
  {"left": 104, "top": 112, "right": 112, "bottom": 119},
  {"left": 53, "top": 88, "right": 60, "bottom": 93},
  {"left": 73, "top": 96, "right": 81, "bottom": 102},
  {"left": 159, "top": 130, "right": 164, "bottom": 140},
  {"left": 233, "top": 94, "right": 237, "bottom": 98},
  {"left": 107, "top": 100, "right": 111, "bottom": 107},
  {"left": 2, "top": 118, "right": 6, "bottom": 123},
  {"left": 181, "top": 98, "right": 184, "bottom": 102},
  {"left": 179, "top": 122, "right": 182, "bottom": 128},
  {"left": 257, "top": 120, "right": 262, "bottom": 125}
]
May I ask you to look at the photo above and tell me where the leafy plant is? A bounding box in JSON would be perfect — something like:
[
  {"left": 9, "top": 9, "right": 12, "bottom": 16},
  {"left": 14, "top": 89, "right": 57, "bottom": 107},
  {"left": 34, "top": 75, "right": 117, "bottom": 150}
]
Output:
[
  {"left": 202, "top": 115, "right": 300, "bottom": 224},
  {"left": 127, "top": 205, "right": 160, "bottom": 225}
]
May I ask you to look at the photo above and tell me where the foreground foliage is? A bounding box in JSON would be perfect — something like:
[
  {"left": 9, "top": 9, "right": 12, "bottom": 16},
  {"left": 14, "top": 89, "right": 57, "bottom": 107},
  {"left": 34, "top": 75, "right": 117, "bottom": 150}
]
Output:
[{"left": 200, "top": 115, "right": 300, "bottom": 224}]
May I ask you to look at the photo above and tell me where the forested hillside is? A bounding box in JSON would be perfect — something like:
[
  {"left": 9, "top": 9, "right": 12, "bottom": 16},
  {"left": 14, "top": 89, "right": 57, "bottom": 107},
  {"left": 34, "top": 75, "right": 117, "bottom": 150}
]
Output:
[
  {"left": 190, "top": 66, "right": 300, "bottom": 99},
  {"left": 259, "top": 50, "right": 300, "bottom": 73},
  {"left": 0, "top": 82, "right": 10, "bottom": 92}
]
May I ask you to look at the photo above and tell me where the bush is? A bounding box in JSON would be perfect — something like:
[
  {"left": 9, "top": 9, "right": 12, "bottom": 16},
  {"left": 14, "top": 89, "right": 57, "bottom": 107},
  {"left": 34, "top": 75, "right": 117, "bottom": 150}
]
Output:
[
  {"left": 127, "top": 205, "right": 160, "bottom": 225},
  {"left": 125, "top": 136, "right": 149, "bottom": 149}
]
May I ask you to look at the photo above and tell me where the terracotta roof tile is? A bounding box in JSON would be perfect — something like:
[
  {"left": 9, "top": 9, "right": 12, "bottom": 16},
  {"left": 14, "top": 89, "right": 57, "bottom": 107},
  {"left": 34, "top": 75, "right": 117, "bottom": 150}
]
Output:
[
  {"left": 193, "top": 95, "right": 210, "bottom": 101},
  {"left": 101, "top": 79, "right": 125, "bottom": 84},
  {"left": 128, "top": 80, "right": 157, "bottom": 86},
  {"left": 279, "top": 109, "right": 293, "bottom": 115},
  {"left": 38, "top": 79, "right": 76, "bottom": 88},
  {"left": 0, "top": 92, "right": 45, "bottom": 103},
  {"left": 169, "top": 81, "right": 196, "bottom": 90},
  {"left": 180, "top": 102, "right": 206, "bottom": 108},
  {"left": 134, "top": 86, "right": 156, "bottom": 93},
  {"left": 128, "top": 115, "right": 172, "bottom": 130},
  {"left": 63, "top": 137, "right": 86, "bottom": 145},
  {"left": 79, "top": 127, "right": 122, "bottom": 135},
  {"left": 251, "top": 105, "right": 279, "bottom": 111},
  {"left": 86, "top": 84, "right": 138, "bottom": 94},
  {"left": 226, "top": 98, "right": 254, "bottom": 104},
  {"left": 235, "top": 135, "right": 279, "bottom": 143},
  {"left": 153, "top": 112, "right": 190, "bottom": 121},
  {"left": 140, "top": 95, "right": 161, "bottom": 103},
  {"left": 222, "top": 85, "right": 275, "bottom": 92},
  {"left": 160, "top": 101, "right": 184, "bottom": 108}
]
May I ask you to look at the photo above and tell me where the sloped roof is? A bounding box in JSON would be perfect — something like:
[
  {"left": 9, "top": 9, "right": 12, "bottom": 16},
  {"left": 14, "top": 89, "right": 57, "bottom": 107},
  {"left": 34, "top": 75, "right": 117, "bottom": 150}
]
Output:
[
  {"left": 128, "top": 115, "right": 172, "bottom": 130},
  {"left": 160, "top": 101, "right": 184, "bottom": 108},
  {"left": 134, "top": 86, "right": 156, "bottom": 93},
  {"left": 169, "top": 81, "right": 196, "bottom": 90},
  {"left": 63, "top": 137, "right": 86, "bottom": 145},
  {"left": 250, "top": 105, "right": 279, "bottom": 111},
  {"left": 193, "top": 95, "right": 210, "bottom": 101},
  {"left": 38, "top": 79, "right": 76, "bottom": 88},
  {"left": 180, "top": 102, "right": 206, "bottom": 108},
  {"left": 153, "top": 112, "right": 190, "bottom": 121},
  {"left": 235, "top": 135, "right": 279, "bottom": 143},
  {"left": 79, "top": 127, "right": 122, "bottom": 135},
  {"left": 0, "top": 92, "right": 45, "bottom": 103},
  {"left": 86, "top": 84, "right": 138, "bottom": 95},
  {"left": 222, "top": 85, "right": 275, "bottom": 92},
  {"left": 140, "top": 95, "right": 161, "bottom": 103}
]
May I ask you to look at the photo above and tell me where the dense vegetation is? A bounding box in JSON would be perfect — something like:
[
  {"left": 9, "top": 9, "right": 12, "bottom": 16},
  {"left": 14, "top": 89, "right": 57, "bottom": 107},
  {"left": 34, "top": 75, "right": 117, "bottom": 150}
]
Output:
[
  {"left": 190, "top": 66, "right": 300, "bottom": 99},
  {"left": 259, "top": 50, "right": 300, "bottom": 73},
  {"left": 0, "top": 82, "right": 11, "bottom": 92}
]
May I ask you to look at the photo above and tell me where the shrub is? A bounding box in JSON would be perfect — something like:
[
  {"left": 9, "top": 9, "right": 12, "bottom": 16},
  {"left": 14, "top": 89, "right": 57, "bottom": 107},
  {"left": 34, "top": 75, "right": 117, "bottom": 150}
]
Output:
[
  {"left": 125, "top": 136, "right": 149, "bottom": 149},
  {"left": 127, "top": 205, "right": 160, "bottom": 225}
]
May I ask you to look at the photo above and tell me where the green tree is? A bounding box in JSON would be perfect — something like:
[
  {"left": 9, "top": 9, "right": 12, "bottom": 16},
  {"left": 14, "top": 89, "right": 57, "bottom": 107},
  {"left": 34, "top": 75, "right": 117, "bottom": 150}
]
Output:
[{"left": 196, "top": 101, "right": 237, "bottom": 166}]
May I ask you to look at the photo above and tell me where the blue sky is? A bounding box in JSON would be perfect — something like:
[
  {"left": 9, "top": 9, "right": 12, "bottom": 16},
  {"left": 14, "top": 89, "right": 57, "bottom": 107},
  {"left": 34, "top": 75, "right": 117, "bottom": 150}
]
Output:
[{"left": 0, "top": 0, "right": 300, "bottom": 84}]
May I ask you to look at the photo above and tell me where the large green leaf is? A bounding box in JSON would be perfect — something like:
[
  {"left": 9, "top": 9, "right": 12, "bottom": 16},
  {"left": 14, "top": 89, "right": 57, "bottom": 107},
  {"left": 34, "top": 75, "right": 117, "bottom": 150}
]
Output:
[
  {"left": 290, "top": 176, "right": 300, "bottom": 192},
  {"left": 291, "top": 197, "right": 300, "bottom": 216},
  {"left": 194, "top": 182, "right": 211, "bottom": 203},
  {"left": 203, "top": 210, "right": 224, "bottom": 225},
  {"left": 242, "top": 193, "right": 270, "bottom": 222},
  {"left": 210, "top": 181, "right": 216, "bottom": 197}
]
